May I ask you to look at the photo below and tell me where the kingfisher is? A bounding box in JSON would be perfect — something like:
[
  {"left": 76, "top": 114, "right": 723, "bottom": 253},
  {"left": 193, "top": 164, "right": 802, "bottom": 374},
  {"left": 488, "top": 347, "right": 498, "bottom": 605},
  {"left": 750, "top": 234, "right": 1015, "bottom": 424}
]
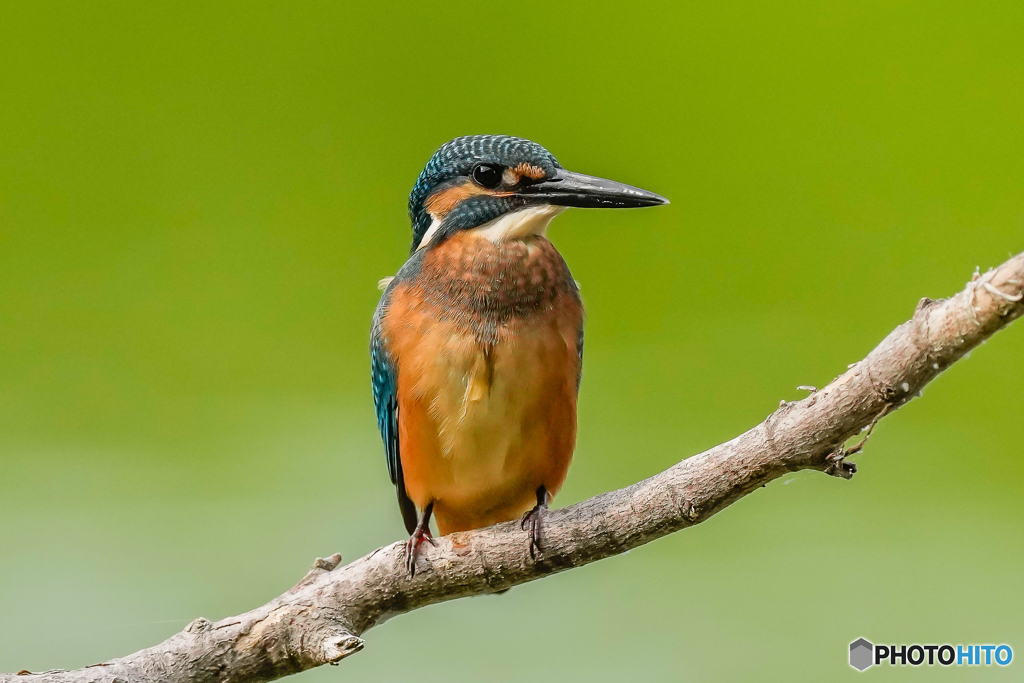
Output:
[{"left": 371, "top": 135, "right": 667, "bottom": 575}]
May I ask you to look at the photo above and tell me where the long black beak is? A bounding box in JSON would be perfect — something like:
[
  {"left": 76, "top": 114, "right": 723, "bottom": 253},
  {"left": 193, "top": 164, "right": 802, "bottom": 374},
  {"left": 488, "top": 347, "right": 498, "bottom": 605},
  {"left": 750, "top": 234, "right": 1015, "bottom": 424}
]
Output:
[{"left": 520, "top": 169, "right": 669, "bottom": 208}]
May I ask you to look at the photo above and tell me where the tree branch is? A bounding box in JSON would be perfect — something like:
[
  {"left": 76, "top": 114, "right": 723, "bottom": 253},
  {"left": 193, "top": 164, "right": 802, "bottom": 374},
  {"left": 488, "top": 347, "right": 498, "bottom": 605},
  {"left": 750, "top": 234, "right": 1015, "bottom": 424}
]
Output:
[{"left": 7, "top": 251, "right": 1024, "bottom": 683}]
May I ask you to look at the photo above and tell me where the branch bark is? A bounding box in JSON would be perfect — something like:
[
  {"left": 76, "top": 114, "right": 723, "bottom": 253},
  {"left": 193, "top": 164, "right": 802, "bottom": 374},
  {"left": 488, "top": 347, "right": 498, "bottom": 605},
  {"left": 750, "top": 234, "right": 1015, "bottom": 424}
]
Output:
[{"left": 7, "top": 252, "right": 1024, "bottom": 683}]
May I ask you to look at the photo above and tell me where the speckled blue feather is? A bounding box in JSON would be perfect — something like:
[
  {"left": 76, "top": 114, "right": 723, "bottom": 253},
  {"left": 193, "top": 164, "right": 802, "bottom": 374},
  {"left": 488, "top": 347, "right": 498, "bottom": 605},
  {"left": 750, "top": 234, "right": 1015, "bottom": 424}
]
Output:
[{"left": 370, "top": 328, "right": 398, "bottom": 484}]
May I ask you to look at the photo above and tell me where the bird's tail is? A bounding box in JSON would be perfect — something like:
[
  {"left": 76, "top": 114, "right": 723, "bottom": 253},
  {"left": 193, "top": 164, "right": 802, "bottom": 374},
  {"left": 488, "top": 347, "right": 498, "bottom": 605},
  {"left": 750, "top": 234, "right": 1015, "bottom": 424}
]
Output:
[{"left": 396, "top": 467, "right": 419, "bottom": 535}]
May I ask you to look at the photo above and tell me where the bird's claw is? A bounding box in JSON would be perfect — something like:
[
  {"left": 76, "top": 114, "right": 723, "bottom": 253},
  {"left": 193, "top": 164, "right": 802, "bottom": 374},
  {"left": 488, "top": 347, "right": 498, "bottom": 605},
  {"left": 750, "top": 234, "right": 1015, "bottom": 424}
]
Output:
[
  {"left": 405, "top": 527, "right": 435, "bottom": 577},
  {"left": 521, "top": 504, "right": 546, "bottom": 559}
]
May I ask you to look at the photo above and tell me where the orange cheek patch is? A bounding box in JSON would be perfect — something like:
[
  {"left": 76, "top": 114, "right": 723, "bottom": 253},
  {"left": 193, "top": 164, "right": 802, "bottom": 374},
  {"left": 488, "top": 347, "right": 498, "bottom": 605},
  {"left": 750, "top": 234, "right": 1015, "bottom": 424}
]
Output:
[
  {"left": 424, "top": 181, "right": 491, "bottom": 220},
  {"left": 424, "top": 180, "right": 515, "bottom": 221}
]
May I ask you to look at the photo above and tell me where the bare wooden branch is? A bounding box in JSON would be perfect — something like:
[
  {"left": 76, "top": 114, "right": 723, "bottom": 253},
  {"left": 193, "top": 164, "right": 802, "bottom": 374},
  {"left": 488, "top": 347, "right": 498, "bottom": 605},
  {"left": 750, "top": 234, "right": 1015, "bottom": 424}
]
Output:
[{"left": 6, "top": 251, "right": 1024, "bottom": 683}]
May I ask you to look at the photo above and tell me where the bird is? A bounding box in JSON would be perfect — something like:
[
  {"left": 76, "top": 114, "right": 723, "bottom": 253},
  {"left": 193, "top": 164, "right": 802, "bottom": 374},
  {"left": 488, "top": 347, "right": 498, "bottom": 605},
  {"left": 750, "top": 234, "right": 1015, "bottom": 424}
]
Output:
[{"left": 371, "top": 135, "right": 667, "bottom": 575}]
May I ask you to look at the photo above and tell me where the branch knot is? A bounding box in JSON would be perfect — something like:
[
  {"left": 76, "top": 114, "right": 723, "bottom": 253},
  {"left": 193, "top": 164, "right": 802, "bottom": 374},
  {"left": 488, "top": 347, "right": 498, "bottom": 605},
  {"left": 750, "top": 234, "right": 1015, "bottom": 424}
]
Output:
[{"left": 185, "top": 618, "right": 213, "bottom": 634}]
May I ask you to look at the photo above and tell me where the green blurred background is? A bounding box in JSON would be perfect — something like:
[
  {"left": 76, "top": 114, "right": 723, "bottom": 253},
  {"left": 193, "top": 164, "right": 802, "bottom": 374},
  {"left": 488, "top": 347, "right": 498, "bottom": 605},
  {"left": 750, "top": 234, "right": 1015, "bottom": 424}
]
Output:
[{"left": 2, "top": 1, "right": 1022, "bottom": 680}]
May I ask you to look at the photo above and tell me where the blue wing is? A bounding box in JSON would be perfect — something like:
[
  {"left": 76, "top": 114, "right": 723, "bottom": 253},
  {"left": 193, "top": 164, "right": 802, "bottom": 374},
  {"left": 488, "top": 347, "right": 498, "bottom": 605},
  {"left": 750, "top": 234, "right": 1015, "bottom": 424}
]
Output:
[
  {"left": 371, "top": 283, "right": 418, "bottom": 534},
  {"left": 370, "top": 330, "right": 400, "bottom": 485}
]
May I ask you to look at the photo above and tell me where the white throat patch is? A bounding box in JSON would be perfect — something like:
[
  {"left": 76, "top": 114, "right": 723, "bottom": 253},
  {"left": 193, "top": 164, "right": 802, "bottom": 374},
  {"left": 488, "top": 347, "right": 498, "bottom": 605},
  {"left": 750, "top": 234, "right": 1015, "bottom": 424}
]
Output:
[
  {"left": 417, "top": 205, "right": 565, "bottom": 250},
  {"left": 475, "top": 205, "right": 565, "bottom": 243}
]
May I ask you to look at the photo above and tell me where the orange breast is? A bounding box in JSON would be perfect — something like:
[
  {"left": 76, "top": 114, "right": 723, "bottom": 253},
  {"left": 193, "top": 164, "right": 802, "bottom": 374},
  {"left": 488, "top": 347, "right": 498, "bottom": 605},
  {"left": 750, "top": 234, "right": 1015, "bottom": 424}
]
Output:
[{"left": 381, "top": 232, "right": 583, "bottom": 535}]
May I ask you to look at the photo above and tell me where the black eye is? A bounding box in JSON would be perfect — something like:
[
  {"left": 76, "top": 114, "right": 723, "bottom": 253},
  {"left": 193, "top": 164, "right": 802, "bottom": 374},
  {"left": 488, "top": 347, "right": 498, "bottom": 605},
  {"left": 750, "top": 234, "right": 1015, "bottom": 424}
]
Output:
[{"left": 471, "top": 163, "right": 503, "bottom": 189}]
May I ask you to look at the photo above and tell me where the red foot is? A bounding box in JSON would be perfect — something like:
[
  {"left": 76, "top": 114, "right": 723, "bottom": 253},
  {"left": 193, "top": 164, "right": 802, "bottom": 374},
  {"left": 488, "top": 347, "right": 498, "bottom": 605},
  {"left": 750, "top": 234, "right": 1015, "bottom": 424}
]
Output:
[
  {"left": 521, "top": 499, "right": 548, "bottom": 559},
  {"left": 405, "top": 526, "right": 436, "bottom": 577}
]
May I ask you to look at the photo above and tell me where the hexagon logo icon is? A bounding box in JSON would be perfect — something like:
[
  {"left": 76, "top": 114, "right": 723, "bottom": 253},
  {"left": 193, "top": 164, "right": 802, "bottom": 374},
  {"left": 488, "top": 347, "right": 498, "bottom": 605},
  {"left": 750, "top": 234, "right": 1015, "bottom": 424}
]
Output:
[{"left": 850, "top": 638, "right": 874, "bottom": 671}]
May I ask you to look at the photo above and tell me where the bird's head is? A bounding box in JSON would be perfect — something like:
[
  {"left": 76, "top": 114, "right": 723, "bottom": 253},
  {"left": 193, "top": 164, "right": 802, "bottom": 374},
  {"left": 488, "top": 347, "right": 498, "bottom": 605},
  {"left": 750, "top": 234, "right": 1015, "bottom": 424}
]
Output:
[{"left": 407, "top": 135, "right": 668, "bottom": 253}]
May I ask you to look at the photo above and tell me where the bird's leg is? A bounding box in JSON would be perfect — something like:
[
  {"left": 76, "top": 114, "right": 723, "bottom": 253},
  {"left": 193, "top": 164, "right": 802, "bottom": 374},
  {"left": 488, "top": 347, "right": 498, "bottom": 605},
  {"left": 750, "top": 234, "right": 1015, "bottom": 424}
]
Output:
[
  {"left": 405, "top": 501, "right": 436, "bottom": 578},
  {"left": 521, "top": 485, "right": 550, "bottom": 559}
]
